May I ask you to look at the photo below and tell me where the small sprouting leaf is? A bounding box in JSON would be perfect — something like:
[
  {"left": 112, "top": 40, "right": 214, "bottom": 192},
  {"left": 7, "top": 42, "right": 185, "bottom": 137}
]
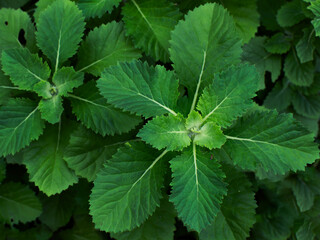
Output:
[
  {"left": 38, "top": 95, "right": 63, "bottom": 124},
  {"left": 52, "top": 67, "right": 83, "bottom": 97},
  {"left": 194, "top": 122, "right": 226, "bottom": 150},
  {"left": 138, "top": 114, "right": 191, "bottom": 151},
  {"left": 97, "top": 60, "right": 179, "bottom": 118},
  {"left": 76, "top": 21, "right": 141, "bottom": 76},
  {"left": 78, "top": 0, "right": 121, "bottom": 18}
]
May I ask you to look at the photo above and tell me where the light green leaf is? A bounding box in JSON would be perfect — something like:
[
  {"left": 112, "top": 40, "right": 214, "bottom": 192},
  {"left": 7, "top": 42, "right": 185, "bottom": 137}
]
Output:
[
  {"left": 0, "top": 98, "right": 45, "bottom": 157},
  {"left": 277, "top": 0, "right": 306, "bottom": 27},
  {"left": 309, "top": 1, "right": 320, "bottom": 37},
  {"left": 242, "top": 37, "right": 282, "bottom": 88},
  {"left": 52, "top": 67, "right": 83, "bottom": 97},
  {"left": 78, "top": 0, "right": 121, "bottom": 18},
  {"left": 90, "top": 142, "right": 168, "bottom": 233},
  {"left": 97, "top": 60, "right": 179, "bottom": 118},
  {"left": 292, "top": 92, "right": 320, "bottom": 119},
  {"left": 194, "top": 122, "right": 226, "bottom": 150},
  {"left": 122, "top": 0, "right": 182, "bottom": 62},
  {"left": 264, "top": 80, "right": 293, "bottom": 112},
  {"left": 69, "top": 80, "right": 141, "bottom": 136},
  {"left": 264, "top": 33, "right": 291, "bottom": 54},
  {"left": 296, "top": 27, "right": 315, "bottom": 64},
  {"left": 76, "top": 21, "right": 141, "bottom": 76},
  {"left": 38, "top": 95, "right": 64, "bottom": 124},
  {"left": 223, "top": 110, "right": 319, "bottom": 175},
  {"left": 0, "top": 182, "right": 42, "bottom": 224},
  {"left": 170, "top": 143, "right": 227, "bottom": 232},
  {"left": 34, "top": 0, "right": 56, "bottom": 22},
  {"left": 1, "top": 48, "right": 51, "bottom": 98},
  {"left": 138, "top": 114, "right": 190, "bottom": 151},
  {"left": 22, "top": 123, "right": 78, "bottom": 196},
  {"left": 112, "top": 198, "right": 176, "bottom": 240},
  {"left": 170, "top": 3, "right": 242, "bottom": 93},
  {"left": 284, "top": 50, "right": 314, "bottom": 86},
  {"left": 185, "top": 110, "right": 203, "bottom": 130},
  {"left": 64, "top": 125, "right": 135, "bottom": 181},
  {"left": 0, "top": 8, "right": 36, "bottom": 52},
  {"left": 197, "top": 64, "right": 259, "bottom": 128},
  {"left": 199, "top": 167, "right": 257, "bottom": 240},
  {"left": 36, "top": 0, "right": 85, "bottom": 71}
]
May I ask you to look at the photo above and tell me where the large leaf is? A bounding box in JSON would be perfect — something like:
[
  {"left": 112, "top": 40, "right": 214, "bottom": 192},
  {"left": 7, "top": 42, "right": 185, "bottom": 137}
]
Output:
[
  {"left": 34, "top": 0, "right": 56, "bottom": 22},
  {"left": 222, "top": 110, "right": 319, "bottom": 175},
  {"left": 292, "top": 92, "right": 320, "bottom": 119},
  {"left": 170, "top": 3, "right": 242, "bottom": 94},
  {"left": 76, "top": 21, "right": 141, "bottom": 76},
  {"left": 36, "top": 0, "right": 85, "bottom": 71},
  {"left": 0, "top": 182, "right": 42, "bottom": 224},
  {"left": 78, "top": 0, "right": 121, "bottom": 18},
  {"left": 170, "top": 143, "right": 227, "bottom": 232},
  {"left": 296, "top": 27, "right": 315, "bottom": 64},
  {"left": 0, "top": 98, "right": 45, "bottom": 157},
  {"left": 1, "top": 48, "right": 51, "bottom": 98},
  {"left": 138, "top": 114, "right": 191, "bottom": 151},
  {"left": 199, "top": 167, "right": 257, "bottom": 240},
  {"left": 38, "top": 95, "right": 63, "bottom": 124},
  {"left": 64, "top": 125, "right": 136, "bottom": 181},
  {"left": 122, "top": 0, "right": 182, "bottom": 62},
  {"left": 97, "top": 60, "right": 179, "bottom": 118},
  {"left": 197, "top": 64, "right": 259, "bottom": 128},
  {"left": 112, "top": 198, "right": 176, "bottom": 240},
  {"left": 0, "top": 8, "right": 36, "bottom": 52},
  {"left": 69, "top": 80, "right": 141, "bottom": 136},
  {"left": 22, "top": 123, "right": 78, "bottom": 196},
  {"left": 90, "top": 142, "right": 168, "bottom": 233},
  {"left": 277, "top": 0, "right": 306, "bottom": 27}
]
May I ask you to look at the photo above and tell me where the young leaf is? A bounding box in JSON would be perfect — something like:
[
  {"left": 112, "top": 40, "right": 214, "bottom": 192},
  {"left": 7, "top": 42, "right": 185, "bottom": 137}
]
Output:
[
  {"left": 97, "top": 60, "right": 179, "bottom": 118},
  {"left": 52, "top": 67, "right": 83, "bottom": 97},
  {"left": 170, "top": 143, "right": 227, "bottom": 232},
  {"left": 138, "top": 114, "right": 190, "bottom": 151},
  {"left": 64, "top": 125, "right": 135, "bottom": 181},
  {"left": 309, "top": 1, "right": 320, "bottom": 37},
  {"left": 296, "top": 27, "right": 315, "bottom": 64},
  {"left": 1, "top": 48, "right": 51, "bottom": 98},
  {"left": 78, "top": 0, "right": 121, "bottom": 18},
  {"left": 194, "top": 122, "right": 226, "bottom": 150},
  {"left": 111, "top": 198, "right": 176, "bottom": 240},
  {"left": 264, "top": 33, "right": 291, "bottom": 54},
  {"left": 122, "top": 0, "right": 182, "bottom": 62},
  {"left": 284, "top": 50, "right": 314, "bottom": 86},
  {"left": 38, "top": 95, "right": 64, "bottom": 124},
  {"left": 170, "top": 3, "right": 242, "bottom": 93},
  {"left": 222, "top": 110, "right": 319, "bottom": 175},
  {"left": 0, "top": 182, "right": 42, "bottom": 224},
  {"left": 90, "top": 142, "right": 169, "bottom": 233},
  {"left": 36, "top": 0, "right": 85, "bottom": 71},
  {"left": 277, "top": 0, "right": 306, "bottom": 27},
  {"left": 76, "top": 21, "right": 141, "bottom": 76},
  {"left": 69, "top": 81, "right": 141, "bottom": 136},
  {"left": 197, "top": 64, "right": 259, "bottom": 128},
  {"left": 0, "top": 8, "right": 36, "bottom": 52},
  {"left": 22, "top": 123, "right": 78, "bottom": 196},
  {"left": 0, "top": 98, "right": 45, "bottom": 157},
  {"left": 199, "top": 167, "right": 257, "bottom": 240}
]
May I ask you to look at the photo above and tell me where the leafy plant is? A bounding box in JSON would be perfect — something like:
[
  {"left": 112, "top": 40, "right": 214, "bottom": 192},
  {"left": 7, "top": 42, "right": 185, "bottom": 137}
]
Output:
[{"left": 0, "top": 0, "right": 319, "bottom": 239}]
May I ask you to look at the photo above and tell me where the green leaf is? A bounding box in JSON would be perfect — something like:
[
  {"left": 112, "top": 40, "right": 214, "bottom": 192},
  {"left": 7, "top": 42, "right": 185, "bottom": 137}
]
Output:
[
  {"left": 197, "top": 64, "right": 259, "bottom": 128},
  {"left": 170, "top": 143, "right": 227, "bottom": 232},
  {"left": 1, "top": 48, "right": 51, "bottom": 98},
  {"left": 264, "top": 33, "right": 291, "bottom": 54},
  {"left": 22, "top": 122, "right": 78, "bottom": 196},
  {"left": 309, "top": 1, "right": 320, "bottom": 37},
  {"left": 277, "top": 0, "right": 306, "bottom": 27},
  {"left": 294, "top": 113, "right": 319, "bottom": 136},
  {"left": 34, "top": 0, "right": 56, "bottom": 22},
  {"left": 36, "top": 0, "right": 85, "bottom": 71},
  {"left": 122, "top": 0, "right": 182, "bottom": 62},
  {"left": 242, "top": 37, "right": 282, "bottom": 88},
  {"left": 0, "top": 70, "right": 15, "bottom": 105},
  {"left": 52, "top": 67, "right": 83, "bottom": 97},
  {"left": 39, "top": 190, "right": 75, "bottom": 231},
  {"left": 292, "top": 92, "right": 320, "bottom": 119},
  {"left": 199, "top": 167, "right": 257, "bottom": 240},
  {"left": 0, "top": 160, "right": 5, "bottom": 183},
  {"left": 97, "top": 60, "right": 179, "bottom": 118},
  {"left": 223, "top": 110, "right": 318, "bottom": 175},
  {"left": 76, "top": 21, "right": 141, "bottom": 76},
  {"left": 69, "top": 80, "right": 141, "bottom": 136},
  {"left": 170, "top": 3, "right": 242, "bottom": 93},
  {"left": 194, "top": 122, "right": 226, "bottom": 150},
  {"left": 138, "top": 114, "right": 190, "bottom": 151},
  {"left": 296, "top": 219, "right": 316, "bottom": 240},
  {"left": 264, "top": 80, "right": 293, "bottom": 112},
  {"left": 0, "top": 182, "right": 42, "bottom": 224},
  {"left": 185, "top": 110, "right": 203, "bottom": 130},
  {"left": 111, "top": 198, "right": 176, "bottom": 240},
  {"left": 90, "top": 142, "right": 168, "bottom": 233},
  {"left": 38, "top": 95, "right": 64, "bottom": 124},
  {"left": 64, "top": 125, "right": 135, "bottom": 181},
  {"left": 284, "top": 50, "right": 314, "bottom": 86},
  {"left": 0, "top": 98, "right": 45, "bottom": 157},
  {"left": 257, "top": 0, "right": 286, "bottom": 30},
  {"left": 0, "top": 8, "right": 36, "bottom": 52},
  {"left": 0, "top": 0, "right": 29, "bottom": 8},
  {"left": 78, "top": 0, "right": 121, "bottom": 18},
  {"left": 296, "top": 27, "right": 315, "bottom": 64}
]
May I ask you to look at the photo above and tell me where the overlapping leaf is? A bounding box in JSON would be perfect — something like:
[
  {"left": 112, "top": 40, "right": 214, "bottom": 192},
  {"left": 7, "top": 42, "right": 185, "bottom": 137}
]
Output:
[{"left": 78, "top": 0, "right": 121, "bottom": 18}]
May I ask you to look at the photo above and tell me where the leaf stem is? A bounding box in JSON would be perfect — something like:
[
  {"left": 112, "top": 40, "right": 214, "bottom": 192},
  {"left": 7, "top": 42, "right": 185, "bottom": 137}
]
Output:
[{"left": 0, "top": 86, "right": 21, "bottom": 90}]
